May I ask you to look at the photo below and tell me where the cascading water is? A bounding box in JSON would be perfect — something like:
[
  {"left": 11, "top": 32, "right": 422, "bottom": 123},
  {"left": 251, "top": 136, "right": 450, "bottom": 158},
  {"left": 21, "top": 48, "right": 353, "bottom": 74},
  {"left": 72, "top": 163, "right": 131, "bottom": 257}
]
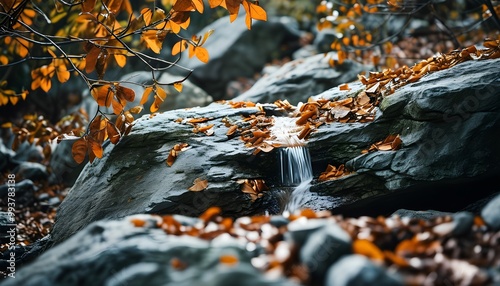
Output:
[
  {"left": 266, "top": 116, "right": 314, "bottom": 213},
  {"left": 279, "top": 146, "right": 313, "bottom": 213}
]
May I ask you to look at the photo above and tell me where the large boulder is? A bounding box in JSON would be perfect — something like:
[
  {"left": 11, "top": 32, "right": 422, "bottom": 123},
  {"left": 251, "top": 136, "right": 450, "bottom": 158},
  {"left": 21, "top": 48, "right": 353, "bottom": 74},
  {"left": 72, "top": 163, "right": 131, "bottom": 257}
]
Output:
[
  {"left": 2, "top": 215, "right": 293, "bottom": 286},
  {"left": 233, "top": 54, "right": 371, "bottom": 104},
  {"left": 50, "top": 58, "right": 500, "bottom": 246}
]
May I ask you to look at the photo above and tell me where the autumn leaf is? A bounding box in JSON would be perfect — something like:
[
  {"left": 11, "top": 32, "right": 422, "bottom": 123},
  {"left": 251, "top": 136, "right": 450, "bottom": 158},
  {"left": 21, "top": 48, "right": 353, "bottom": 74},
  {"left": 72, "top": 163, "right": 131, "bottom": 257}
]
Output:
[
  {"left": 166, "top": 143, "right": 189, "bottom": 166},
  {"left": 219, "top": 255, "right": 239, "bottom": 266},
  {"left": 194, "top": 46, "right": 209, "bottom": 63},
  {"left": 141, "top": 86, "right": 153, "bottom": 105},
  {"left": 91, "top": 85, "right": 113, "bottom": 107},
  {"left": 188, "top": 177, "right": 208, "bottom": 191},
  {"left": 72, "top": 137, "right": 88, "bottom": 164},
  {"left": 241, "top": 0, "right": 267, "bottom": 30},
  {"left": 106, "top": 121, "right": 121, "bottom": 144},
  {"left": 173, "top": 82, "right": 183, "bottom": 92}
]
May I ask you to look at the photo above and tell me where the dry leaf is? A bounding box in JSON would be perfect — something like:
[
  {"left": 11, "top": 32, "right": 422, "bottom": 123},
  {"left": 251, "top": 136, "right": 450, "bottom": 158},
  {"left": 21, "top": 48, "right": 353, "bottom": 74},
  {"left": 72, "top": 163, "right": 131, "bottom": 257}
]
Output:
[{"left": 188, "top": 177, "right": 208, "bottom": 191}]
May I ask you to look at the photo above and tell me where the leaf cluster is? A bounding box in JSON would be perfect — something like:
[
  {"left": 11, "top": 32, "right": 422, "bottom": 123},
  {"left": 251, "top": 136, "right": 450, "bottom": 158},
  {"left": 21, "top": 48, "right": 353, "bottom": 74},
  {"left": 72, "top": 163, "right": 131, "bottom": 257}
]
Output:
[{"left": 0, "top": 0, "right": 267, "bottom": 164}]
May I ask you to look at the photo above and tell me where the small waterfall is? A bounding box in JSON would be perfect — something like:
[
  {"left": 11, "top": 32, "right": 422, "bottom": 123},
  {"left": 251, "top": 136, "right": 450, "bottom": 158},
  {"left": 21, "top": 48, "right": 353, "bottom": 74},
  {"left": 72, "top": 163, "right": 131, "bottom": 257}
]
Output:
[
  {"left": 278, "top": 146, "right": 313, "bottom": 186},
  {"left": 266, "top": 116, "right": 314, "bottom": 213},
  {"left": 279, "top": 146, "right": 313, "bottom": 213}
]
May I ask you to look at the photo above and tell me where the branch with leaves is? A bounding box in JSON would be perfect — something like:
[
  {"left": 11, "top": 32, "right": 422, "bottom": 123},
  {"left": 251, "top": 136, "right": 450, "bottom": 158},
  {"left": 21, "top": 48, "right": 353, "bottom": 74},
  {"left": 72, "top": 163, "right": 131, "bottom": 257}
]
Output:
[{"left": 0, "top": 0, "right": 267, "bottom": 164}]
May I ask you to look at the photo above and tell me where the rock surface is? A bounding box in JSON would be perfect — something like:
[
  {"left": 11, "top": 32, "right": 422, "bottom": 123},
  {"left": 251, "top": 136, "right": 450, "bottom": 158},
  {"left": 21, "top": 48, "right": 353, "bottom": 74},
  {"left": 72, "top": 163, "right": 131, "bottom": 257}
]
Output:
[
  {"left": 233, "top": 55, "right": 371, "bottom": 105},
  {"left": 2, "top": 215, "right": 294, "bottom": 286},
  {"left": 50, "top": 58, "right": 500, "bottom": 246}
]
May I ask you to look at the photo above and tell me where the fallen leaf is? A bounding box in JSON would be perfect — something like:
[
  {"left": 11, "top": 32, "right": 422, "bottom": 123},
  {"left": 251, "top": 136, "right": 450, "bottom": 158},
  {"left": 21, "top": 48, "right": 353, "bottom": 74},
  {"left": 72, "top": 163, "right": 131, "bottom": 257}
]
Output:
[{"left": 188, "top": 177, "right": 208, "bottom": 191}]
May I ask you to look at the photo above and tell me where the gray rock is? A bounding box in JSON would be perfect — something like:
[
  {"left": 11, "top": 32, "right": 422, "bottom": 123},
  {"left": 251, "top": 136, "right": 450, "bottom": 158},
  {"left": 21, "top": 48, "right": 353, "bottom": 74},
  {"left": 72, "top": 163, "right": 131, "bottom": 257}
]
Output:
[
  {"left": 176, "top": 14, "right": 302, "bottom": 100},
  {"left": 49, "top": 140, "right": 85, "bottom": 186},
  {"left": 481, "top": 193, "right": 500, "bottom": 231},
  {"left": 51, "top": 58, "right": 500, "bottom": 247},
  {"left": 285, "top": 218, "right": 329, "bottom": 247},
  {"left": 234, "top": 54, "right": 371, "bottom": 105},
  {"left": 13, "top": 162, "right": 48, "bottom": 182},
  {"left": 325, "top": 254, "right": 403, "bottom": 286},
  {"left": 0, "top": 179, "right": 36, "bottom": 206},
  {"left": 391, "top": 209, "right": 453, "bottom": 220},
  {"left": 50, "top": 103, "right": 279, "bottom": 245},
  {"left": 2, "top": 215, "right": 293, "bottom": 286},
  {"left": 0, "top": 139, "right": 16, "bottom": 172},
  {"left": 451, "top": 211, "right": 474, "bottom": 236},
  {"left": 300, "top": 222, "right": 352, "bottom": 283}
]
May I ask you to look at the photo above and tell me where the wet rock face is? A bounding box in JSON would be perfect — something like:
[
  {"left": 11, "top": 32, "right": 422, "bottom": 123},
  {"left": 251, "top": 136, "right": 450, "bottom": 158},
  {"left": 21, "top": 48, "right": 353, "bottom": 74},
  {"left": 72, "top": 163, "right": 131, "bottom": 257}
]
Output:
[{"left": 50, "top": 58, "right": 500, "bottom": 246}]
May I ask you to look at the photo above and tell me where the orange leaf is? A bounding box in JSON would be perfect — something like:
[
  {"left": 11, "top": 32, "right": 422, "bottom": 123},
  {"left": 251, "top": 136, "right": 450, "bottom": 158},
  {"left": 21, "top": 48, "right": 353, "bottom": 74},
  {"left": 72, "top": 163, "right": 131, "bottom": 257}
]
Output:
[
  {"left": 72, "top": 137, "right": 87, "bottom": 164},
  {"left": 89, "top": 137, "right": 103, "bottom": 159},
  {"left": 199, "top": 206, "right": 221, "bottom": 221},
  {"left": 195, "top": 46, "right": 209, "bottom": 63},
  {"left": 85, "top": 46, "right": 101, "bottom": 74},
  {"left": 156, "top": 86, "right": 167, "bottom": 100},
  {"left": 106, "top": 122, "right": 121, "bottom": 144},
  {"left": 111, "top": 98, "right": 124, "bottom": 115},
  {"left": 242, "top": 0, "right": 267, "bottom": 29},
  {"left": 116, "top": 85, "right": 135, "bottom": 102},
  {"left": 219, "top": 255, "right": 239, "bottom": 266},
  {"left": 353, "top": 239, "right": 384, "bottom": 261},
  {"left": 141, "top": 86, "right": 153, "bottom": 105},
  {"left": 91, "top": 85, "right": 113, "bottom": 107},
  {"left": 130, "top": 218, "right": 146, "bottom": 227},
  {"left": 56, "top": 64, "right": 70, "bottom": 83},
  {"left": 82, "top": 0, "right": 96, "bottom": 12},
  {"left": 114, "top": 54, "right": 127, "bottom": 67},
  {"left": 173, "top": 82, "right": 183, "bottom": 92},
  {"left": 129, "top": 105, "right": 144, "bottom": 114},
  {"left": 208, "top": 0, "right": 224, "bottom": 8},
  {"left": 172, "top": 40, "right": 188, "bottom": 56},
  {"left": 188, "top": 177, "right": 208, "bottom": 191},
  {"left": 339, "top": 83, "right": 350, "bottom": 91}
]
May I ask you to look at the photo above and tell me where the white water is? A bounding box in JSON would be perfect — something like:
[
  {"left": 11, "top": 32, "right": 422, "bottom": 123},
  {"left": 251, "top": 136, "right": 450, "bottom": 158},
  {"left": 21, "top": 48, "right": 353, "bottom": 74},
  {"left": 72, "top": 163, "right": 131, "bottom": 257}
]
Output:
[
  {"left": 267, "top": 116, "right": 314, "bottom": 213},
  {"left": 278, "top": 146, "right": 313, "bottom": 186},
  {"left": 279, "top": 146, "right": 313, "bottom": 213}
]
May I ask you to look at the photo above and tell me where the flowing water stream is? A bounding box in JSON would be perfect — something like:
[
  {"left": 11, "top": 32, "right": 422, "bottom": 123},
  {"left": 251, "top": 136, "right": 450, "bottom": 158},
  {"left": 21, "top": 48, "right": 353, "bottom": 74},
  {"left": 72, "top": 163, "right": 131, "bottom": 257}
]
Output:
[{"left": 267, "top": 116, "right": 314, "bottom": 213}]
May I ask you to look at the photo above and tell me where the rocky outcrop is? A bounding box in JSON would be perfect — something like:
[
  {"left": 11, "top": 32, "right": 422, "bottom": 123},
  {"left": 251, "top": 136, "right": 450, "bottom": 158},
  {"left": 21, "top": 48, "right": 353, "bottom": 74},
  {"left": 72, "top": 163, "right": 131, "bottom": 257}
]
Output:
[
  {"left": 233, "top": 55, "right": 371, "bottom": 105},
  {"left": 2, "top": 215, "right": 295, "bottom": 286},
  {"left": 50, "top": 58, "right": 500, "bottom": 246},
  {"left": 7, "top": 195, "right": 500, "bottom": 285}
]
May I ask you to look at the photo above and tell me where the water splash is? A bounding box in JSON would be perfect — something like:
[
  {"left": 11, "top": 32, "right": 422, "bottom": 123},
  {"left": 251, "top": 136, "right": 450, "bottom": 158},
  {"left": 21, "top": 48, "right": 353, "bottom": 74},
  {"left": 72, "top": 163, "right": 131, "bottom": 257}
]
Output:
[
  {"left": 279, "top": 146, "right": 313, "bottom": 213},
  {"left": 267, "top": 116, "right": 314, "bottom": 213},
  {"left": 278, "top": 146, "right": 313, "bottom": 186}
]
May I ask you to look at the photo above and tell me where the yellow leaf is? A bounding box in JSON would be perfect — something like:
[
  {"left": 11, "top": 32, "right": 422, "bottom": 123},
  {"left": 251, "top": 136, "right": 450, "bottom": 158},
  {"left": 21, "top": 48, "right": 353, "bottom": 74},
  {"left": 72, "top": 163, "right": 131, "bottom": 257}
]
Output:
[
  {"left": 9, "top": 96, "right": 18, "bottom": 105},
  {"left": 114, "top": 54, "right": 127, "bottom": 67},
  {"left": 195, "top": 46, "right": 209, "bottom": 63},
  {"left": 142, "top": 30, "right": 162, "bottom": 54},
  {"left": 141, "top": 8, "right": 152, "bottom": 25},
  {"left": 156, "top": 86, "right": 167, "bottom": 100},
  {"left": 56, "top": 65, "right": 70, "bottom": 83},
  {"left": 129, "top": 105, "right": 143, "bottom": 114},
  {"left": 0, "top": 55, "right": 8, "bottom": 65},
  {"left": 172, "top": 40, "right": 187, "bottom": 56},
  {"left": 141, "top": 86, "right": 153, "bottom": 105},
  {"left": 188, "top": 177, "right": 208, "bottom": 191},
  {"left": 242, "top": 0, "right": 267, "bottom": 30},
  {"left": 173, "top": 82, "right": 183, "bottom": 92}
]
